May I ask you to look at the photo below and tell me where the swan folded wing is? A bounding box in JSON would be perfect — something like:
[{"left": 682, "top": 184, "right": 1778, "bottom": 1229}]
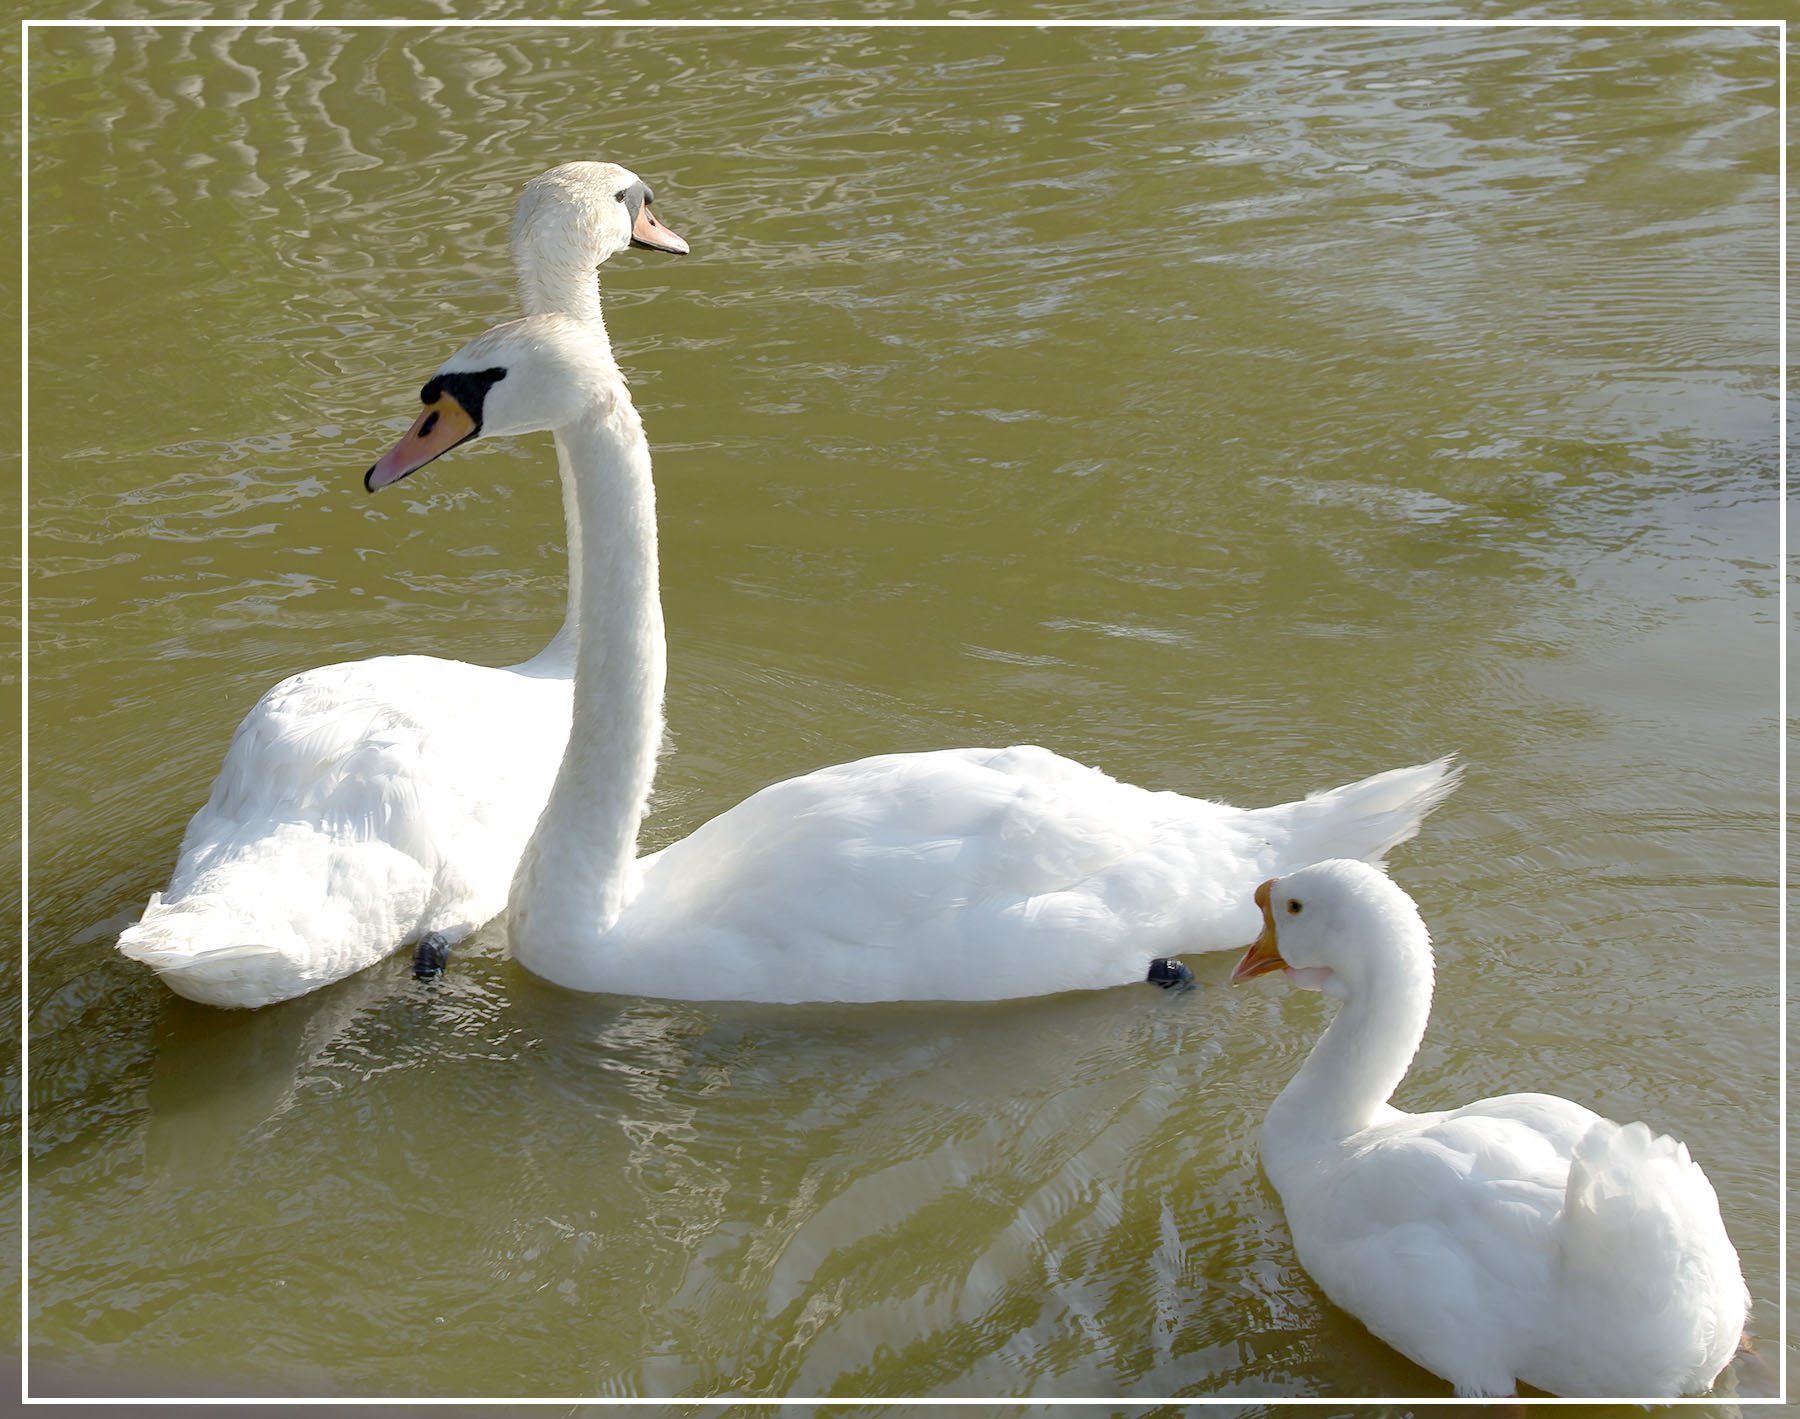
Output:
[
  {"left": 185, "top": 671, "right": 456, "bottom": 865},
  {"left": 198, "top": 666, "right": 384, "bottom": 821},
  {"left": 128, "top": 656, "right": 571, "bottom": 1000},
  {"left": 1558, "top": 1120, "right": 1721, "bottom": 1291},
  {"left": 647, "top": 747, "right": 1150, "bottom": 912},
  {"left": 1449, "top": 1092, "right": 1600, "bottom": 1160},
  {"left": 627, "top": 747, "right": 1219, "bottom": 999},
  {"left": 195, "top": 657, "right": 565, "bottom": 847}
]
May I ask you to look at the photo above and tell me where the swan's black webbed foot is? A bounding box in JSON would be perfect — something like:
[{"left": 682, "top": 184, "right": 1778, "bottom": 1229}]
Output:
[
  {"left": 413, "top": 932, "right": 451, "bottom": 980},
  {"left": 1146, "top": 957, "right": 1195, "bottom": 992}
]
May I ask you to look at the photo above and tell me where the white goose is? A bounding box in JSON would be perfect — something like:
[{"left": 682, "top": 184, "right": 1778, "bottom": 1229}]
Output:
[
  {"left": 365, "top": 314, "right": 1459, "bottom": 1002},
  {"left": 116, "top": 162, "right": 688, "bottom": 1008},
  {"left": 1231, "top": 858, "right": 1747, "bottom": 1398}
]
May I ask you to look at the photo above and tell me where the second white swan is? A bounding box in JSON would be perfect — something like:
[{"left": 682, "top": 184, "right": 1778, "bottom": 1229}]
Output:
[
  {"left": 117, "top": 161, "right": 687, "bottom": 1007},
  {"left": 365, "top": 312, "right": 1459, "bottom": 1002}
]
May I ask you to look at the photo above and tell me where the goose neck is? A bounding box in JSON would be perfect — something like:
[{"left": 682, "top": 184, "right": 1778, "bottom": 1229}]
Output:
[{"left": 1260, "top": 937, "right": 1433, "bottom": 1176}]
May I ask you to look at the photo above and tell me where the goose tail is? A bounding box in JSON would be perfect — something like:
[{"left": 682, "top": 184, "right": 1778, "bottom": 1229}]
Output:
[{"left": 1554, "top": 1118, "right": 1747, "bottom": 1395}]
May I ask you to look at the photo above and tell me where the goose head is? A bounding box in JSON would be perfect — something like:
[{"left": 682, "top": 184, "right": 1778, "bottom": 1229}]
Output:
[
  {"left": 364, "top": 315, "right": 616, "bottom": 491},
  {"left": 513, "top": 161, "right": 688, "bottom": 275},
  {"left": 1229, "top": 858, "right": 1430, "bottom": 1000}
]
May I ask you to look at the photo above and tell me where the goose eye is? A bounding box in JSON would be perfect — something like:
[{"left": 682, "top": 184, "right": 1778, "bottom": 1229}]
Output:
[{"left": 1287, "top": 899, "right": 1303, "bottom": 915}]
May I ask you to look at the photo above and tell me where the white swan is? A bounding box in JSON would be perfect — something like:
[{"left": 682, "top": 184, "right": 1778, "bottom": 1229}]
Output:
[
  {"left": 365, "top": 314, "right": 1460, "bottom": 1002},
  {"left": 116, "top": 162, "right": 688, "bottom": 1008},
  {"left": 1230, "top": 858, "right": 1747, "bottom": 1398}
]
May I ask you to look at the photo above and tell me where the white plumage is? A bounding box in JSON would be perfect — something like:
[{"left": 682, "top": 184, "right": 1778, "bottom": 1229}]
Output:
[
  {"left": 376, "top": 314, "right": 1461, "bottom": 1003},
  {"left": 562, "top": 745, "right": 1459, "bottom": 1002},
  {"left": 118, "top": 161, "right": 682, "bottom": 1007},
  {"left": 1232, "top": 858, "right": 1747, "bottom": 1398},
  {"left": 119, "top": 656, "right": 571, "bottom": 1007}
]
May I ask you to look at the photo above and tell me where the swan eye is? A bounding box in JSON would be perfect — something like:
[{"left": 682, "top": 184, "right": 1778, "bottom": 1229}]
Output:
[
  {"left": 615, "top": 191, "right": 628, "bottom": 204},
  {"left": 1287, "top": 899, "right": 1303, "bottom": 915}
]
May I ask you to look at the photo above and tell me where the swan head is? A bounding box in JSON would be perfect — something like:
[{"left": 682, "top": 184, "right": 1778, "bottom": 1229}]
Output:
[
  {"left": 1229, "top": 858, "right": 1430, "bottom": 1001},
  {"left": 512, "top": 160, "right": 689, "bottom": 271},
  {"left": 364, "top": 315, "right": 621, "bottom": 491}
]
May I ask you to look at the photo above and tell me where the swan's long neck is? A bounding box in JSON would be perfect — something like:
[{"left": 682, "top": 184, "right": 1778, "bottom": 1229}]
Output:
[
  {"left": 513, "top": 302, "right": 614, "bottom": 676},
  {"left": 516, "top": 436, "right": 590, "bottom": 674},
  {"left": 511, "top": 227, "right": 619, "bottom": 672},
  {"left": 1259, "top": 923, "right": 1434, "bottom": 1184},
  {"left": 509, "top": 391, "right": 665, "bottom": 946},
  {"left": 515, "top": 230, "right": 611, "bottom": 328}
]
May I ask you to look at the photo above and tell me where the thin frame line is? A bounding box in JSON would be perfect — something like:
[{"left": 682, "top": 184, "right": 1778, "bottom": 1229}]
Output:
[
  {"left": 13, "top": 15, "right": 1792, "bottom": 27},
  {"left": 19, "top": 14, "right": 30, "bottom": 1410},
  {"left": 1777, "top": 15, "right": 1789, "bottom": 1409}
]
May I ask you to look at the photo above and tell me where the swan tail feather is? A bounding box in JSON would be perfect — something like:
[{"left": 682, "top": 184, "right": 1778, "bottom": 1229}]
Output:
[
  {"left": 117, "top": 878, "right": 420, "bottom": 1009},
  {"left": 117, "top": 906, "right": 298, "bottom": 1009},
  {"left": 1552, "top": 1118, "right": 1747, "bottom": 1395},
  {"left": 1262, "top": 754, "right": 1461, "bottom": 870}
]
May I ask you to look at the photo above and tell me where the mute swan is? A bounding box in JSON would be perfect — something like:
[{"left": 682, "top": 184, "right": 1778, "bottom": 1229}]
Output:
[
  {"left": 365, "top": 314, "right": 1460, "bottom": 1002},
  {"left": 1230, "top": 858, "right": 1747, "bottom": 1398},
  {"left": 116, "top": 162, "right": 688, "bottom": 1008}
]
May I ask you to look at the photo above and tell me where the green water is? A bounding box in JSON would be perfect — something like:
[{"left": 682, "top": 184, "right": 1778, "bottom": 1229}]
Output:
[{"left": 24, "top": 22, "right": 1780, "bottom": 1404}]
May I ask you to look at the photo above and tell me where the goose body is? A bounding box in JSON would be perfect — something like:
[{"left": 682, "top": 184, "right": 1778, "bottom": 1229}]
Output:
[
  {"left": 1231, "top": 859, "right": 1747, "bottom": 1398},
  {"left": 366, "top": 314, "right": 1460, "bottom": 1003},
  {"left": 117, "top": 162, "right": 687, "bottom": 1008}
]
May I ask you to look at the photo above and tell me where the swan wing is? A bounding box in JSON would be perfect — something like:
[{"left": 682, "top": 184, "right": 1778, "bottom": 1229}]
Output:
[{"left": 118, "top": 654, "right": 571, "bottom": 1006}]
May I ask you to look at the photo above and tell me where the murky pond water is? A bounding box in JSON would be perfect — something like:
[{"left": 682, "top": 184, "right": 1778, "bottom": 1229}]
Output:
[{"left": 24, "top": 20, "right": 1780, "bottom": 1405}]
